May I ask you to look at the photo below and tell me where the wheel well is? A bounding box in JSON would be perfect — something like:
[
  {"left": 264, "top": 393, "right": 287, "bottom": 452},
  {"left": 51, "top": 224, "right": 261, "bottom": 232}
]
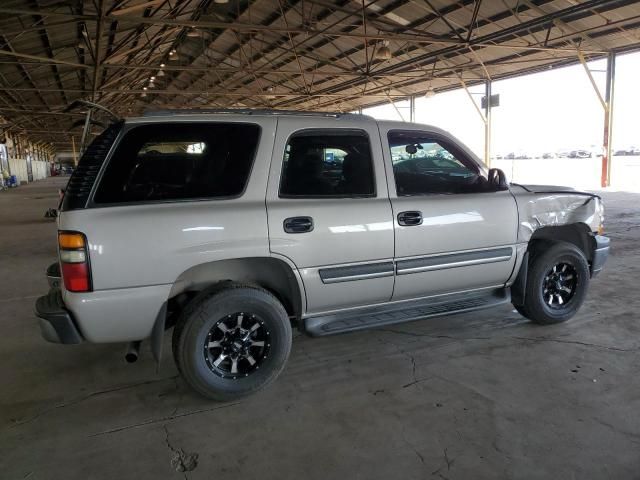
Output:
[
  {"left": 529, "top": 223, "right": 594, "bottom": 262},
  {"left": 167, "top": 257, "right": 303, "bottom": 322}
]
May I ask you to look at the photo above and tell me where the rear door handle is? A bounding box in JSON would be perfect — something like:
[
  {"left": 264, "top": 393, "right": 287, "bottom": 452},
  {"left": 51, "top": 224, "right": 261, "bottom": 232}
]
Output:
[
  {"left": 397, "top": 211, "right": 423, "bottom": 226},
  {"left": 284, "top": 216, "right": 314, "bottom": 234}
]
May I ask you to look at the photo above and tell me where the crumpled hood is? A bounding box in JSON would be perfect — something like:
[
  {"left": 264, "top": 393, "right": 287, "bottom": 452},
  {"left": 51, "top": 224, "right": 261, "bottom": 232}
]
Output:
[{"left": 515, "top": 184, "right": 578, "bottom": 193}]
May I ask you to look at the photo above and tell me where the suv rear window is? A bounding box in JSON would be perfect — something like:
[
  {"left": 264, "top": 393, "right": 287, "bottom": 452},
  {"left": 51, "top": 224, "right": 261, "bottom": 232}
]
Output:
[{"left": 93, "top": 123, "right": 260, "bottom": 204}]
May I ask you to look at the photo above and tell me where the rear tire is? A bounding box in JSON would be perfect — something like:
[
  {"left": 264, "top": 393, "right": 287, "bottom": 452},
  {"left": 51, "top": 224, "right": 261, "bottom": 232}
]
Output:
[
  {"left": 173, "top": 285, "right": 292, "bottom": 401},
  {"left": 515, "top": 241, "right": 590, "bottom": 325}
]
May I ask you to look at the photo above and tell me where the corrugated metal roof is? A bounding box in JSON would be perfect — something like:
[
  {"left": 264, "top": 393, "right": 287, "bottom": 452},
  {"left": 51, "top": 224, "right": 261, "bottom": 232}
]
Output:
[{"left": 0, "top": 0, "right": 638, "bottom": 148}]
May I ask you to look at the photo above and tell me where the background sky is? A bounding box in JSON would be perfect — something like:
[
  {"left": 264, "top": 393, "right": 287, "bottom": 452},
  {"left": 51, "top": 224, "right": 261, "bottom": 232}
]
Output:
[{"left": 362, "top": 51, "right": 639, "bottom": 158}]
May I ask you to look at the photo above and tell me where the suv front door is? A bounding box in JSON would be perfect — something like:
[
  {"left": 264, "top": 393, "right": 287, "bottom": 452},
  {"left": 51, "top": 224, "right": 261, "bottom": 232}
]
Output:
[
  {"left": 381, "top": 126, "right": 519, "bottom": 301},
  {"left": 266, "top": 117, "right": 394, "bottom": 315}
]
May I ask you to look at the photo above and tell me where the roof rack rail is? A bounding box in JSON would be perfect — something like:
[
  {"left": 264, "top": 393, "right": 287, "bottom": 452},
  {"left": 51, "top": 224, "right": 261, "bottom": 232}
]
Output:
[{"left": 141, "top": 108, "right": 369, "bottom": 119}]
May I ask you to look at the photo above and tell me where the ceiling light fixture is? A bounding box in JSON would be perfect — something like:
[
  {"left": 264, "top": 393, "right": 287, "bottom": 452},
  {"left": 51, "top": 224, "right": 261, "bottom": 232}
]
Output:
[
  {"left": 425, "top": 87, "right": 436, "bottom": 98},
  {"left": 374, "top": 41, "right": 392, "bottom": 61},
  {"left": 160, "top": 63, "right": 165, "bottom": 68},
  {"left": 157, "top": 70, "right": 165, "bottom": 77},
  {"left": 265, "top": 86, "right": 276, "bottom": 100}
]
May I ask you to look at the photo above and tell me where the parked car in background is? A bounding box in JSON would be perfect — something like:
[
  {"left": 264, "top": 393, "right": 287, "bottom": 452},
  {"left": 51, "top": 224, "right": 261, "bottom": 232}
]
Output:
[
  {"left": 36, "top": 110, "right": 610, "bottom": 401},
  {"left": 568, "top": 150, "right": 592, "bottom": 159},
  {"left": 614, "top": 147, "right": 640, "bottom": 156}
]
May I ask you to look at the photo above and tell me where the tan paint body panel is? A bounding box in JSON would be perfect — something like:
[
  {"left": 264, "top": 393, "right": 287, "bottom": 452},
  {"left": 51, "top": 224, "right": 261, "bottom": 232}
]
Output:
[
  {"left": 265, "top": 116, "right": 394, "bottom": 313},
  {"left": 376, "top": 121, "right": 519, "bottom": 300},
  {"left": 55, "top": 114, "right": 605, "bottom": 342}
]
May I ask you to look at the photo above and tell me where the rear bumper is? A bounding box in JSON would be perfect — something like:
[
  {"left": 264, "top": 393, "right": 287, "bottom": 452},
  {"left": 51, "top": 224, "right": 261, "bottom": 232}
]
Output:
[
  {"left": 64, "top": 284, "right": 172, "bottom": 343},
  {"left": 591, "top": 234, "right": 610, "bottom": 277},
  {"left": 34, "top": 288, "right": 83, "bottom": 344}
]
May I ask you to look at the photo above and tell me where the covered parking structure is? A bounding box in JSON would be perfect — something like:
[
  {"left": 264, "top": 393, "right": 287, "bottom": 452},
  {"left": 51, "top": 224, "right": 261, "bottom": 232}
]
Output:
[
  {"left": 1, "top": 0, "right": 639, "bottom": 185},
  {"left": 2, "top": 2, "right": 640, "bottom": 479}
]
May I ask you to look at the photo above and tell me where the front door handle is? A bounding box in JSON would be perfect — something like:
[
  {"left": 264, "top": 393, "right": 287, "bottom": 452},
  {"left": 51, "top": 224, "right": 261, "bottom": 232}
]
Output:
[
  {"left": 284, "top": 216, "right": 314, "bottom": 234},
  {"left": 397, "top": 211, "right": 423, "bottom": 226}
]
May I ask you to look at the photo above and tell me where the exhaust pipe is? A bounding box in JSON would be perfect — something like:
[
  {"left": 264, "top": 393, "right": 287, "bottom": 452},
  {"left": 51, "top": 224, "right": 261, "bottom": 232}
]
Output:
[{"left": 125, "top": 341, "right": 142, "bottom": 363}]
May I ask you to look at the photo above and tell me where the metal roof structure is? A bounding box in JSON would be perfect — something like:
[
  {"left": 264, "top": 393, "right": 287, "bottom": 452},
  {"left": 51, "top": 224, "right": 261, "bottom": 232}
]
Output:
[{"left": 0, "top": 0, "right": 639, "bottom": 149}]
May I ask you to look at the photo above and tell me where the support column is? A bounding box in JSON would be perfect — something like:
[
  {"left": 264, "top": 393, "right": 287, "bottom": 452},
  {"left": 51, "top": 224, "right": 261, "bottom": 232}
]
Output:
[
  {"left": 602, "top": 52, "right": 615, "bottom": 188},
  {"left": 484, "top": 80, "right": 492, "bottom": 167},
  {"left": 409, "top": 95, "right": 416, "bottom": 123},
  {"left": 71, "top": 136, "right": 78, "bottom": 166}
]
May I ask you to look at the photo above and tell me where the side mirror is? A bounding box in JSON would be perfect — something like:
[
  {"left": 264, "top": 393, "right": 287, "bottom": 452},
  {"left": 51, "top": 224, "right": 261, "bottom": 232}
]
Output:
[{"left": 487, "top": 168, "right": 508, "bottom": 191}]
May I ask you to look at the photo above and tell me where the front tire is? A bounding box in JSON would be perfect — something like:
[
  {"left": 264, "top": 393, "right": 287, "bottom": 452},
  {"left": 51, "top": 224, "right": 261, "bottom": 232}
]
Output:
[
  {"left": 173, "top": 285, "right": 292, "bottom": 401},
  {"left": 516, "top": 241, "right": 590, "bottom": 325}
]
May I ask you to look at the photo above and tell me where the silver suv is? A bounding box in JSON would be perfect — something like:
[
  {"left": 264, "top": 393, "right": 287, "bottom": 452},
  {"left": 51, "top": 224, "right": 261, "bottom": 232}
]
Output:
[{"left": 36, "top": 110, "right": 610, "bottom": 400}]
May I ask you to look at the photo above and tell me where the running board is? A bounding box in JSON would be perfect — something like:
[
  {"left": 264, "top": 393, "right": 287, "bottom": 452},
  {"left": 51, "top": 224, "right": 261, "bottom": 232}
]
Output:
[{"left": 302, "top": 288, "right": 510, "bottom": 337}]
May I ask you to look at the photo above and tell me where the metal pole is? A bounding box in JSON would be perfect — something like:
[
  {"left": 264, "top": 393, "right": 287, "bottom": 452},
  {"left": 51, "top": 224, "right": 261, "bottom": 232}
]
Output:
[
  {"left": 71, "top": 135, "right": 78, "bottom": 166},
  {"left": 409, "top": 95, "right": 416, "bottom": 123},
  {"left": 79, "top": 109, "right": 91, "bottom": 155},
  {"left": 484, "top": 79, "right": 492, "bottom": 167},
  {"left": 602, "top": 51, "right": 615, "bottom": 188}
]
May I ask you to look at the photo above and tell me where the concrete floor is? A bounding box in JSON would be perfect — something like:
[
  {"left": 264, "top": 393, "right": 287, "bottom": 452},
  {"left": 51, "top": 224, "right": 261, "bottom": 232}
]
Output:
[{"left": 2, "top": 177, "right": 639, "bottom": 479}]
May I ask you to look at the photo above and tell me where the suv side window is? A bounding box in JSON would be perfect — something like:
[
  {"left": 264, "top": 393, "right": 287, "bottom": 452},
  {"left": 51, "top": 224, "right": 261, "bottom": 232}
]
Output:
[
  {"left": 94, "top": 123, "right": 260, "bottom": 204},
  {"left": 388, "top": 130, "right": 488, "bottom": 195},
  {"left": 279, "top": 129, "right": 375, "bottom": 197}
]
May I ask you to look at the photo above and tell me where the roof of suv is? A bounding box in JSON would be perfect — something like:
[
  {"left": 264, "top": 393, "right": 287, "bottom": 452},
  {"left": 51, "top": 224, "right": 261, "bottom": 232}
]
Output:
[{"left": 128, "top": 108, "right": 375, "bottom": 124}]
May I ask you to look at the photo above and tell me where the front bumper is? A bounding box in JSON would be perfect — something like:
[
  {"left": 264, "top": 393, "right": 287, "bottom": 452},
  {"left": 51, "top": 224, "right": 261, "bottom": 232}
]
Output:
[
  {"left": 591, "top": 234, "right": 610, "bottom": 277},
  {"left": 35, "top": 288, "right": 83, "bottom": 344}
]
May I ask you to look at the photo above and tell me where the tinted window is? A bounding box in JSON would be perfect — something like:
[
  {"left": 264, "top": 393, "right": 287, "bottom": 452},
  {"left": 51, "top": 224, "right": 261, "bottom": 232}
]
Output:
[
  {"left": 94, "top": 123, "right": 260, "bottom": 204},
  {"left": 280, "top": 130, "right": 375, "bottom": 197},
  {"left": 388, "top": 131, "right": 488, "bottom": 195}
]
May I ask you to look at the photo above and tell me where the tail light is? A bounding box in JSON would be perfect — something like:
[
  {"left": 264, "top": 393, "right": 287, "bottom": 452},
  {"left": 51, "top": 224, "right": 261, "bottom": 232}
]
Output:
[{"left": 58, "top": 231, "right": 92, "bottom": 292}]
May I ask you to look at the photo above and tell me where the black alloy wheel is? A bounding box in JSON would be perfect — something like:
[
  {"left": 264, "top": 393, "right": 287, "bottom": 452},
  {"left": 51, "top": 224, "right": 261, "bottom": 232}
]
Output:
[
  {"left": 204, "top": 313, "right": 270, "bottom": 379},
  {"left": 542, "top": 262, "right": 578, "bottom": 309}
]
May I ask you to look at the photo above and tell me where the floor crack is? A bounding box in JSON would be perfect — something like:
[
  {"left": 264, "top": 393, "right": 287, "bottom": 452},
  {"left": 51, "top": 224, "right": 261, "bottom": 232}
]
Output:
[
  {"left": 401, "top": 432, "right": 425, "bottom": 466},
  {"left": 379, "top": 328, "right": 636, "bottom": 353},
  {"left": 375, "top": 334, "right": 419, "bottom": 387},
  {"left": 163, "top": 425, "right": 199, "bottom": 477},
  {"left": 512, "top": 336, "right": 637, "bottom": 352},
  {"left": 90, "top": 401, "right": 241, "bottom": 437},
  {"left": 431, "top": 447, "right": 454, "bottom": 478},
  {"left": 9, "top": 375, "right": 180, "bottom": 429}
]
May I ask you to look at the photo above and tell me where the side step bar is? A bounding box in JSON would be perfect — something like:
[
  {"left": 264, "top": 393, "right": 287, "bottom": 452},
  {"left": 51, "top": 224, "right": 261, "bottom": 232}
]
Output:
[{"left": 302, "top": 288, "right": 510, "bottom": 337}]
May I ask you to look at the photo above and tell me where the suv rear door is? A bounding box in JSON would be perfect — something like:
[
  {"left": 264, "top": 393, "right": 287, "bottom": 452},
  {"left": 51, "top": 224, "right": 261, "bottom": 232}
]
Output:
[
  {"left": 266, "top": 116, "right": 394, "bottom": 315},
  {"left": 380, "top": 124, "right": 519, "bottom": 301}
]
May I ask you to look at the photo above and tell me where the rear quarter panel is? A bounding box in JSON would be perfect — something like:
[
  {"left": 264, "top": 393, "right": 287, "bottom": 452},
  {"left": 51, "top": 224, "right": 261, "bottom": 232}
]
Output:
[{"left": 57, "top": 116, "right": 277, "bottom": 342}]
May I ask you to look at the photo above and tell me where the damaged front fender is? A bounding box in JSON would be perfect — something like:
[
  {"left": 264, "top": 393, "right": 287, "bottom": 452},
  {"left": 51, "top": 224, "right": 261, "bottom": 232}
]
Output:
[{"left": 510, "top": 184, "right": 604, "bottom": 242}]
